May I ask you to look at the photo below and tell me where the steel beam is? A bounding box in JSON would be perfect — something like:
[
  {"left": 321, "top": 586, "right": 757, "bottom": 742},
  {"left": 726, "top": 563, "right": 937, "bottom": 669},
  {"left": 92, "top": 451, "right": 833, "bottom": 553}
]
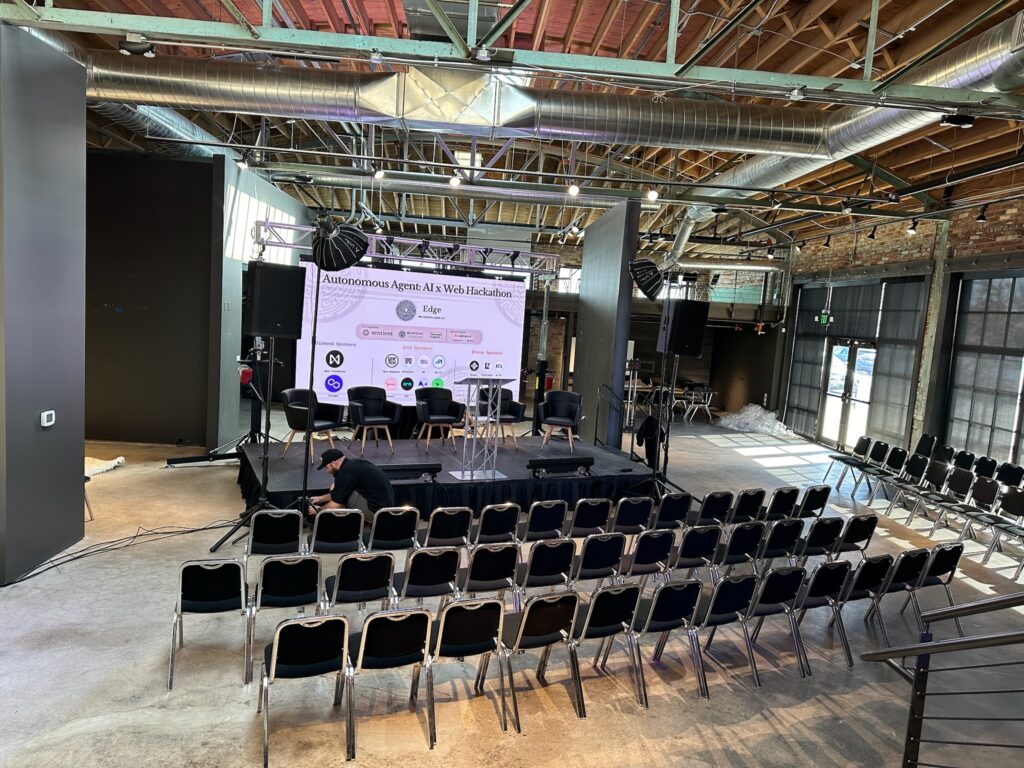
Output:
[
  {"left": 478, "top": 0, "right": 534, "bottom": 50},
  {"left": 5, "top": 7, "right": 1024, "bottom": 115},
  {"left": 665, "top": 0, "right": 680, "bottom": 64},
  {"left": 424, "top": 0, "right": 470, "bottom": 56},
  {"left": 676, "top": 0, "right": 766, "bottom": 76},
  {"left": 898, "top": 152, "right": 1024, "bottom": 197},
  {"left": 215, "top": 0, "right": 260, "bottom": 39},
  {"left": 844, "top": 154, "right": 945, "bottom": 210},
  {"left": 863, "top": 0, "right": 879, "bottom": 80}
]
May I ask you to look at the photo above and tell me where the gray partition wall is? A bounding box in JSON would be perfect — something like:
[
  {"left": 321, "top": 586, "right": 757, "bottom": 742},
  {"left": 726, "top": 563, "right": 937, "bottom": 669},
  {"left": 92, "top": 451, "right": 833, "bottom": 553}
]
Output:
[
  {"left": 575, "top": 200, "right": 641, "bottom": 446},
  {"left": 0, "top": 27, "right": 86, "bottom": 583}
]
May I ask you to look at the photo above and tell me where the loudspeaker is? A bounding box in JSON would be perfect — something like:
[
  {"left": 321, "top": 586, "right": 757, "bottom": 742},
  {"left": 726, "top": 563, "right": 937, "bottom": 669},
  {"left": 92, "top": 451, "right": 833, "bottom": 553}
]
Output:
[
  {"left": 657, "top": 299, "right": 710, "bottom": 356},
  {"left": 242, "top": 262, "right": 306, "bottom": 339}
]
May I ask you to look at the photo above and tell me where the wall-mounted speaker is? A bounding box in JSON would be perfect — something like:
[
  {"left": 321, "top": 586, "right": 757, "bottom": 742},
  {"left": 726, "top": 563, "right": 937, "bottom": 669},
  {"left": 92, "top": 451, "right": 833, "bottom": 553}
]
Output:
[
  {"left": 242, "top": 262, "right": 305, "bottom": 339},
  {"left": 657, "top": 298, "right": 710, "bottom": 356}
]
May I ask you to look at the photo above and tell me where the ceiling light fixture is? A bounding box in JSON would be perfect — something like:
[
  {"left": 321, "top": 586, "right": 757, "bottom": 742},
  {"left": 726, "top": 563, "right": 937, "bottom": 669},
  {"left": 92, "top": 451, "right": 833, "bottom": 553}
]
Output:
[
  {"left": 940, "top": 113, "right": 975, "bottom": 129},
  {"left": 475, "top": 47, "right": 492, "bottom": 62},
  {"left": 369, "top": 49, "right": 384, "bottom": 65},
  {"left": 789, "top": 86, "right": 806, "bottom": 101},
  {"left": 867, "top": 225, "right": 877, "bottom": 240},
  {"left": 646, "top": 188, "right": 659, "bottom": 201},
  {"left": 977, "top": 204, "right": 989, "bottom": 222},
  {"left": 907, "top": 218, "right": 918, "bottom": 236},
  {"left": 235, "top": 154, "right": 250, "bottom": 171},
  {"left": 766, "top": 247, "right": 775, "bottom": 259},
  {"left": 823, "top": 235, "right": 831, "bottom": 249},
  {"left": 568, "top": 182, "right": 580, "bottom": 197},
  {"left": 373, "top": 168, "right": 385, "bottom": 180},
  {"left": 569, "top": 224, "right": 581, "bottom": 235},
  {"left": 118, "top": 35, "right": 156, "bottom": 57},
  {"left": 374, "top": 226, "right": 384, "bottom": 235},
  {"left": 449, "top": 174, "right": 461, "bottom": 187},
  {"left": 841, "top": 199, "right": 853, "bottom": 214}
]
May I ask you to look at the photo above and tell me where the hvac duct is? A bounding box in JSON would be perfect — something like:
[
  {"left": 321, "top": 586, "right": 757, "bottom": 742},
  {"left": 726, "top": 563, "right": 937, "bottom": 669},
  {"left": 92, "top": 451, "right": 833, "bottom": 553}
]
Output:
[{"left": 669, "top": 11, "right": 1024, "bottom": 260}]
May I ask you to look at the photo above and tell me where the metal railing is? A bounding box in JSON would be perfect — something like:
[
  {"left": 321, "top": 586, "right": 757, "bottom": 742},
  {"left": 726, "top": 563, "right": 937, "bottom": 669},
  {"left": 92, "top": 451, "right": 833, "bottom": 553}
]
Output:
[{"left": 860, "top": 591, "right": 1024, "bottom": 767}]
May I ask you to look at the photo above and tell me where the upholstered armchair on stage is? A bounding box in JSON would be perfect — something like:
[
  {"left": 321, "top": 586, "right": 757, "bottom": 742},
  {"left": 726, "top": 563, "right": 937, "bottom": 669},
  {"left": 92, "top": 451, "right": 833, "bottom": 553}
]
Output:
[
  {"left": 538, "top": 390, "right": 583, "bottom": 453},
  {"left": 280, "top": 388, "right": 345, "bottom": 462},
  {"left": 347, "top": 386, "right": 401, "bottom": 455},
  {"left": 478, "top": 387, "right": 527, "bottom": 449},
  {"left": 415, "top": 387, "right": 466, "bottom": 451}
]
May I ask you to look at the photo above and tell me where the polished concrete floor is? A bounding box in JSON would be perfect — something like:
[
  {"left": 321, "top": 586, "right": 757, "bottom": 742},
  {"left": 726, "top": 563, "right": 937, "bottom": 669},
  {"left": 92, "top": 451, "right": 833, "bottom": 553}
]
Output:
[{"left": 2, "top": 419, "right": 1023, "bottom": 767}]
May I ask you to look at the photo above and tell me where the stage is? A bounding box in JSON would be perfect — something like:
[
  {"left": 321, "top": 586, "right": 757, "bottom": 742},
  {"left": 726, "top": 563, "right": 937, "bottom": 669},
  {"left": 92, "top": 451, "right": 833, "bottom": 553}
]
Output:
[{"left": 237, "top": 436, "right": 655, "bottom": 515}]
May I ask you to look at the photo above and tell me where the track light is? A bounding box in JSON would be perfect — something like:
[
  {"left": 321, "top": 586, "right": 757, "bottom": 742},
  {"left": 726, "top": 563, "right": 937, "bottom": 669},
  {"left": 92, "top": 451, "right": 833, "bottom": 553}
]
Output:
[
  {"left": 789, "top": 86, "right": 806, "bottom": 101},
  {"left": 940, "top": 113, "right": 975, "bottom": 129},
  {"left": 977, "top": 204, "right": 989, "bottom": 222},
  {"left": 118, "top": 36, "right": 156, "bottom": 57},
  {"left": 568, "top": 182, "right": 580, "bottom": 197},
  {"left": 373, "top": 168, "right": 385, "bottom": 180},
  {"left": 867, "top": 226, "right": 877, "bottom": 240},
  {"left": 374, "top": 226, "right": 384, "bottom": 235},
  {"left": 369, "top": 49, "right": 384, "bottom": 65},
  {"left": 449, "top": 174, "right": 461, "bottom": 187},
  {"left": 841, "top": 199, "right": 853, "bottom": 214},
  {"left": 795, "top": 242, "right": 803, "bottom": 254},
  {"left": 646, "top": 188, "right": 659, "bottom": 201},
  {"left": 509, "top": 250, "right": 520, "bottom": 266},
  {"left": 767, "top": 247, "right": 775, "bottom": 258},
  {"left": 711, "top": 205, "right": 729, "bottom": 214},
  {"left": 823, "top": 235, "right": 831, "bottom": 248},
  {"left": 569, "top": 224, "right": 580, "bottom": 235},
  {"left": 907, "top": 219, "right": 918, "bottom": 236}
]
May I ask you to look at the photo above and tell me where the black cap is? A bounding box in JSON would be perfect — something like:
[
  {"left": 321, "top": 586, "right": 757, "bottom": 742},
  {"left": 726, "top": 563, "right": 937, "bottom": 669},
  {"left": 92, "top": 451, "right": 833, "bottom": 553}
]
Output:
[{"left": 317, "top": 448, "right": 344, "bottom": 469}]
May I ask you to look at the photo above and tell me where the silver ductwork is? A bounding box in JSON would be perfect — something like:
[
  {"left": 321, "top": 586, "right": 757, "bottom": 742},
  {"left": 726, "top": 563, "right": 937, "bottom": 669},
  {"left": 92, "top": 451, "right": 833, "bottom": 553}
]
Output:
[{"left": 669, "top": 12, "right": 1024, "bottom": 259}]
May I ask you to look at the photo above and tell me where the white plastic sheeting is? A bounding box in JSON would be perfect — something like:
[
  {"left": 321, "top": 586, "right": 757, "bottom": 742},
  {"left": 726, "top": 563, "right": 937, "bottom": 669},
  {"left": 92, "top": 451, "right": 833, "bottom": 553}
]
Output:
[{"left": 717, "top": 404, "right": 797, "bottom": 438}]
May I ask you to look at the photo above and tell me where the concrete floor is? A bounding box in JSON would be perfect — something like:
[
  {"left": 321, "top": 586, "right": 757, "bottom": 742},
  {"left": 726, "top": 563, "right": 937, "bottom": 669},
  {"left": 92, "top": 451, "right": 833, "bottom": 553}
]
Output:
[{"left": 2, "top": 419, "right": 1023, "bottom": 767}]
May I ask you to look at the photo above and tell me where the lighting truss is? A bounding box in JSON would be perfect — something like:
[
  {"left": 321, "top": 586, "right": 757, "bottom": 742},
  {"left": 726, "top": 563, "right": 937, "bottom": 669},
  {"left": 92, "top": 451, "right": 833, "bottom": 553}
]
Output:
[{"left": 253, "top": 220, "right": 558, "bottom": 276}]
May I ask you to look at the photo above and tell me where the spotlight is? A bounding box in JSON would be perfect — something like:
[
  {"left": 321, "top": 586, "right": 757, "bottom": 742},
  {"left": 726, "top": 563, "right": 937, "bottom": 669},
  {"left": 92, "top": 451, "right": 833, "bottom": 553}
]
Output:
[
  {"left": 374, "top": 226, "right": 384, "bottom": 235},
  {"left": 907, "top": 218, "right": 918, "bottom": 236},
  {"left": 570, "top": 224, "right": 581, "bottom": 235},
  {"left": 568, "top": 182, "right": 580, "bottom": 197},
  {"left": 475, "top": 47, "right": 492, "bottom": 62},
  {"left": 480, "top": 247, "right": 492, "bottom": 265},
  {"left": 449, "top": 174, "right": 461, "bottom": 187},
  {"left": 867, "top": 225, "right": 877, "bottom": 240},
  {"left": 418, "top": 240, "right": 429, "bottom": 256},
  {"left": 789, "top": 86, "right": 806, "bottom": 101},
  {"left": 558, "top": 236, "right": 566, "bottom": 245},
  {"left": 823, "top": 235, "right": 831, "bottom": 248},
  {"left": 118, "top": 36, "right": 156, "bottom": 57},
  {"left": 711, "top": 205, "right": 729, "bottom": 214},
  {"left": 373, "top": 168, "right": 385, "bottom": 180},
  {"left": 236, "top": 156, "right": 249, "bottom": 171},
  {"left": 509, "top": 250, "right": 520, "bottom": 266},
  {"left": 369, "top": 49, "right": 384, "bottom": 65},
  {"left": 795, "top": 242, "right": 803, "bottom": 254},
  {"left": 940, "top": 113, "right": 975, "bottom": 129},
  {"left": 767, "top": 247, "right": 775, "bottom": 258},
  {"left": 646, "top": 188, "right": 659, "bottom": 201},
  {"left": 841, "top": 199, "right": 853, "bottom": 214},
  {"left": 977, "top": 204, "right": 989, "bottom": 222}
]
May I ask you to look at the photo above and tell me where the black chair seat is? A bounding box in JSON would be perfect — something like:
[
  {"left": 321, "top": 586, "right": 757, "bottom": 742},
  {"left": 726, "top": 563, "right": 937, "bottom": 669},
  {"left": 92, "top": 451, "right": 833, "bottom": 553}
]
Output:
[
  {"left": 542, "top": 416, "right": 576, "bottom": 427},
  {"left": 348, "top": 631, "right": 424, "bottom": 669},
  {"left": 749, "top": 602, "right": 788, "bottom": 619},
  {"left": 569, "top": 525, "right": 605, "bottom": 538},
  {"left": 469, "top": 525, "right": 518, "bottom": 545},
  {"left": 632, "top": 598, "right": 687, "bottom": 634},
  {"left": 263, "top": 644, "right": 344, "bottom": 679},
  {"left": 496, "top": 414, "right": 519, "bottom": 424},
  {"left": 845, "top": 588, "right": 876, "bottom": 602},
  {"left": 835, "top": 456, "right": 868, "bottom": 468},
  {"left": 516, "top": 522, "right": 561, "bottom": 541},
  {"left": 962, "top": 510, "right": 1001, "bottom": 524},
  {"left": 251, "top": 541, "right": 302, "bottom": 555},
  {"left": 618, "top": 554, "right": 662, "bottom": 577},
  {"left": 757, "top": 505, "right": 788, "bottom": 521},
  {"left": 994, "top": 522, "right": 1024, "bottom": 536},
  {"left": 417, "top": 531, "right": 467, "bottom": 547},
  {"left": 430, "top": 621, "right": 496, "bottom": 658},
  {"left": 571, "top": 604, "right": 622, "bottom": 640},
  {"left": 181, "top": 596, "right": 243, "bottom": 613},
  {"left": 307, "top": 535, "right": 360, "bottom": 554},
  {"left": 919, "top": 575, "right": 948, "bottom": 588},
  {"left": 393, "top": 572, "right": 453, "bottom": 599},
  {"left": 500, "top": 612, "right": 563, "bottom": 651},
  {"left": 860, "top": 467, "right": 893, "bottom": 478},
  {"left": 324, "top": 575, "right": 389, "bottom": 604},
  {"left": 571, "top": 555, "right": 616, "bottom": 581},
  {"left": 713, "top": 543, "right": 752, "bottom": 566},
  {"left": 310, "top": 419, "right": 340, "bottom": 431},
  {"left": 424, "top": 415, "right": 458, "bottom": 425},
  {"left": 362, "top": 532, "right": 415, "bottom": 550},
  {"left": 515, "top": 563, "right": 566, "bottom": 588},
  {"left": 890, "top": 481, "right": 922, "bottom": 493},
  {"left": 799, "top": 595, "right": 833, "bottom": 610},
  {"left": 457, "top": 567, "right": 510, "bottom": 593},
  {"left": 259, "top": 591, "right": 319, "bottom": 608},
  {"left": 694, "top": 596, "right": 742, "bottom": 627},
  {"left": 918, "top": 491, "right": 949, "bottom": 503},
  {"left": 796, "top": 539, "right": 832, "bottom": 558},
  {"left": 362, "top": 415, "right": 394, "bottom": 426}
]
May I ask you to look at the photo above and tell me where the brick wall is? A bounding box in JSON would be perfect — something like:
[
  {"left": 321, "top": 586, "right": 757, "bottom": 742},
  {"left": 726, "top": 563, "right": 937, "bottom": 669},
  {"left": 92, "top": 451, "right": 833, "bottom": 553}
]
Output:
[{"left": 522, "top": 314, "right": 566, "bottom": 404}]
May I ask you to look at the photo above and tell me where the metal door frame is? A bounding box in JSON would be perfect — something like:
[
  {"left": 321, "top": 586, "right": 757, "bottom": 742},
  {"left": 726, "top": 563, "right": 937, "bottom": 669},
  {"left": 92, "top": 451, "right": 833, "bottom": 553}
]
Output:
[{"left": 817, "top": 337, "right": 877, "bottom": 448}]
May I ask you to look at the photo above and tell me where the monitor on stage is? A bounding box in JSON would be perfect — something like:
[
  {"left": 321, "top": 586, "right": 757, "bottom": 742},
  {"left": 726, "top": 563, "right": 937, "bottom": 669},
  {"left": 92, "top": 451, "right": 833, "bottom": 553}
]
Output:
[{"left": 295, "top": 265, "right": 527, "bottom": 405}]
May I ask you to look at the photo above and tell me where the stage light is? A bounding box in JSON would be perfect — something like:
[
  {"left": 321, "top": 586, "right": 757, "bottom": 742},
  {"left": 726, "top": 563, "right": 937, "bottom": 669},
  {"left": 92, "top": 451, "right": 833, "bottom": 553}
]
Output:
[
  {"left": 977, "top": 204, "right": 989, "bottom": 222},
  {"left": 767, "top": 247, "right": 775, "bottom": 258},
  {"left": 795, "top": 242, "right": 803, "bottom": 254},
  {"left": 823, "top": 235, "right": 831, "bottom": 248},
  {"left": 509, "top": 251, "right": 520, "bottom": 266},
  {"left": 646, "top": 188, "right": 659, "bottom": 201},
  {"left": 369, "top": 49, "right": 384, "bottom": 65},
  {"left": 629, "top": 258, "right": 665, "bottom": 302},
  {"left": 711, "top": 205, "right": 729, "bottom": 214},
  {"left": 907, "top": 219, "right": 918, "bottom": 236},
  {"left": 568, "top": 182, "right": 580, "bottom": 197},
  {"left": 236, "top": 155, "right": 249, "bottom": 170},
  {"left": 374, "top": 226, "right": 384, "bottom": 235},
  {"left": 118, "top": 36, "right": 156, "bottom": 57},
  {"left": 867, "top": 226, "right": 877, "bottom": 240},
  {"left": 373, "top": 168, "right": 385, "bottom": 180},
  {"left": 475, "top": 47, "right": 492, "bottom": 62},
  {"left": 418, "top": 239, "right": 429, "bottom": 256},
  {"left": 449, "top": 174, "right": 461, "bottom": 187}
]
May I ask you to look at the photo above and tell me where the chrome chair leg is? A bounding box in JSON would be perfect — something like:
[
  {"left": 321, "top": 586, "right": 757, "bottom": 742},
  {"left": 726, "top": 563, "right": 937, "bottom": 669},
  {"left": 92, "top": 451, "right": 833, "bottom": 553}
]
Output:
[
  {"left": 739, "top": 621, "right": 762, "bottom": 688},
  {"left": 410, "top": 663, "right": 421, "bottom": 702},
  {"left": 943, "top": 585, "right": 964, "bottom": 638},
  {"left": 629, "top": 633, "right": 649, "bottom": 709},
  {"left": 167, "top": 612, "right": 179, "bottom": 690},
  {"left": 566, "top": 641, "right": 587, "bottom": 719},
  {"left": 345, "top": 667, "right": 356, "bottom": 761},
  {"left": 831, "top": 603, "right": 854, "bottom": 667},
  {"left": 652, "top": 630, "right": 670, "bottom": 662},
  {"left": 504, "top": 650, "right": 522, "bottom": 734},
  {"left": 688, "top": 628, "right": 710, "bottom": 700},
  {"left": 425, "top": 657, "right": 436, "bottom": 749}
]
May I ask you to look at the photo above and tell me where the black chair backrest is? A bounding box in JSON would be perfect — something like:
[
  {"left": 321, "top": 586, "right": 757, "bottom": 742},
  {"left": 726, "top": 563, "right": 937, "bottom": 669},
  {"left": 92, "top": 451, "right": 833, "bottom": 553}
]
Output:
[
  {"left": 926, "top": 543, "right": 963, "bottom": 582},
  {"left": 356, "top": 610, "right": 430, "bottom": 670},
  {"left": 310, "top": 509, "right": 363, "bottom": 552},
  {"left": 403, "top": 548, "right": 461, "bottom": 592},
  {"left": 696, "top": 491, "right": 734, "bottom": 525},
  {"left": 542, "top": 390, "right": 582, "bottom": 421},
  {"left": 179, "top": 559, "right": 245, "bottom": 612},
  {"left": 804, "top": 516, "right": 845, "bottom": 550},
  {"left": 269, "top": 615, "right": 348, "bottom": 681},
  {"left": 250, "top": 510, "right": 302, "bottom": 552},
  {"left": 570, "top": 498, "right": 612, "bottom": 533},
  {"left": 755, "top": 567, "right": 805, "bottom": 607},
  {"left": 884, "top": 447, "right": 908, "bottom": 473},
  {"left": 465, "top": 543, "right": 519, "bottom": 587},
  {"left": 478, "top": 387, "right": 515, "bottom": 417},
  {"left": 762, "top": 519, "right": 803, "bottom": 554},
  {"left": 414, "top": 387, "right": 453, "bottom": 415},
  {"left": 612, "top": 496, "right": 655, "bottom": 532},
  {"left": 923, "top": 460, "right": 951, "bottom": 489},
  {"left": 725, "top": 521, "right": 764, "bottom": 558},
  {"left": 996, "top": 463, "right": 1024, "bottom": 487},
  {"left": 903, "top": 453, "right": 930, "bottom": 482},
  {"left": 525, "top": 539, "right": 575, "bottom": 580},
  {"left": 804, "top": 559, "right": 851, "bottom": 600},
  {"left": 946, "top": 468, "right": 974, "bottom": 498},
  {"left": 931, "top": 444, "right": 955, "bottom": 463},
  {"left": 434, "top": 599, "right": 503, "bottom": 658},
  {"left": 999, "top": 486, "right": 1024, "bottom": 518},
  {"left": 850, "top": 435, "right": 872, "bottom": 457},
  {"left": 674, "top": 525, "right": 722, "bottom": 567},
  {"left": 850, "top": 554, "right": 895, "bottom": 594},
  {"left": 952, "top": 450, "right": 976, "bottom": 470},
  {"left": 887, "top": 548, "right": 930, "bottom": 588},
  {"left": 281, "top": 388, "right": 316, "bottom": 430},
  {"left": 732, "top": 488, "right": 766, "bottom": 521},
  {"left": 332, "top": 552, "right": 394, "bottom": 601},
  {"left": 526, "top": 499, "right": 568, "bottom": 537},
  {"left": 425, "top": 507, "right": 472, "bottom": 545},
  {"left": 970, "top": 476, "right": 1000, "bottom": 509},
  {"left": 866, "top": 441, "right": 890, "bottom": 464},
  {"left": 636, "top": 580, "right": 702, "bottom": 633},
  {"left": 476, "top": 503, "right": 521, "bottom": 543},
  {"left": 348, "top": 386, "right": 388, "bottom": 418},
  {"left": 763, "top": 486, "right": 799, "bottom": 519},
  {"left": 631, "top": 529, "right": 675, "bottom": 568},
  {"left": 578, "top": 533, "right": 627, "bottom": 574},
  {"left": 704, "top": 575, "right": 758, "bottom": 621},
  {"left": 974, "top": 456, "right": 998, "bottom": 479},
  {"left": 368, "top": 507, "right": 419, "bottom": 549},
  {"left": 912, "top": 433, "right": 937, "bottom": 458},
  {"left": 580, "top": 584, "right": 641, "bottom": 637},
  {"left": 842, "top": 514, "right": 878, "bottom": 548},
  {"left": 653, "top": 492, "right": 692, "bottom": 528},
  {"left": 258, "top": 556, "right": 321, "bottom": 605},
  {"left": 511, "top": 591, "right": 580, "bottom": 650},
  {"left": 796, "top": 484, "right": 831, "bottom": 517}
]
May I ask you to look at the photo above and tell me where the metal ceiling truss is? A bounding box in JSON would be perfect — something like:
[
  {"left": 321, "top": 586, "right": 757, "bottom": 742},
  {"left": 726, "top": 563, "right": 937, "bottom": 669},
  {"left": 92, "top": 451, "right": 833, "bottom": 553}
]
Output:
[
  {"left": 253, "top": 220, "right": 558, "bottom": 276},
  {"left": 5, "top": 5, "right": 1024, "bottom": 117}
]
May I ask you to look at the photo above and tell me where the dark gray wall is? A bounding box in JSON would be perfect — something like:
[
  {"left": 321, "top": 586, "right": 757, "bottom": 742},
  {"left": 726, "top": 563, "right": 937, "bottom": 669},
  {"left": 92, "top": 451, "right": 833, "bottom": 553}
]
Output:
[
  {"left": 710, "top": 326, "right": 783, "bottom": 413},
  {"left": 575, "top": 200, "right": 640, "bottom": 446},
  {"left": 0, "top": 27, "right": 86, "bottom": 583}
]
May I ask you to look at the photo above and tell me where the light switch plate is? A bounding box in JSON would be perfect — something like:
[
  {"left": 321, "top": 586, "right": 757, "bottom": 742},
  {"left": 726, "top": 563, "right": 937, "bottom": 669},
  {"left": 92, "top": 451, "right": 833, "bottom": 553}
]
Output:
[{"left": 40, "top": 410, "right": 56, "bottom": 428}]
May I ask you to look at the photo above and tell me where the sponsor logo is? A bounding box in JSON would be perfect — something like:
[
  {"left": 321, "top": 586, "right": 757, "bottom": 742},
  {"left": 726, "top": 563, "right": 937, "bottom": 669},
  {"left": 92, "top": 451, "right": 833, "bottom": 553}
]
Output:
[
  {"left": 396, "top": 300, "right": 417, "bottom": 321},
  {"left": 404, "top": 357, "right": 413, "bottom": 365},
  {"left": 419, "top": 356, "right": 431, "bottom": 367},
  {"left": 384, "top": 377, "right": 398, "bottom": 391},
  {"left": 324, "top": 375, "right": 344, "bottom": 393},
  {"left": 325, "top": 350, "right": 344, "bottom": 368},
  {"left": 431, "top": 378, "right": 445, "bottom": 388},
  {"left": 432, "top": 355, "right": 446, "bottom": 368},
  {"left": 385, "top": 354, "right": 399, "bottom": 368},
  {"left": 469, "top": 360, "right": 480, "bottom": 371},
  {"left": 400, "top": 377, "right": 415, "bottom": 391}
]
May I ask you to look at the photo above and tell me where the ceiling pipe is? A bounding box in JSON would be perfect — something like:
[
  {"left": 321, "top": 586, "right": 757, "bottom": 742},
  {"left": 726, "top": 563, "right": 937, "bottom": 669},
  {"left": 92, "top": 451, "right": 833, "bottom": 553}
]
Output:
[{"left": 668, "top": 11, "right": 1024, "bottom": 261}]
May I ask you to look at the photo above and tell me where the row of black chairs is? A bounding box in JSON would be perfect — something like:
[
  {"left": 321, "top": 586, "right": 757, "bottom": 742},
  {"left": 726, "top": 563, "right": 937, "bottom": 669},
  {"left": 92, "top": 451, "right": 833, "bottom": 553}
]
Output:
[{"left": 172, "top": 540, "right": 963, "bottom": 765}]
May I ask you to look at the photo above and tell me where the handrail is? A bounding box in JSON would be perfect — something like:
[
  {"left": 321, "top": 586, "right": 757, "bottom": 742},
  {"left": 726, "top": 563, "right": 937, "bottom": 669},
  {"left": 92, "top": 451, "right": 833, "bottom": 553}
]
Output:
[
  {"left": 860, "top": 630, "right": 1024, "bottom": 662},
  {"left": 921, "top": 590, "right": 1024, "bottom": 624}
]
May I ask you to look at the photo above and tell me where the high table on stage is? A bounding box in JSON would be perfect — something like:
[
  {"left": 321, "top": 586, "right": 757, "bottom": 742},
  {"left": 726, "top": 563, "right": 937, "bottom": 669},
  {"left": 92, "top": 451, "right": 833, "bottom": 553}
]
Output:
[{"left": 451, "top": 376, "right": 517, "bottom": 481}]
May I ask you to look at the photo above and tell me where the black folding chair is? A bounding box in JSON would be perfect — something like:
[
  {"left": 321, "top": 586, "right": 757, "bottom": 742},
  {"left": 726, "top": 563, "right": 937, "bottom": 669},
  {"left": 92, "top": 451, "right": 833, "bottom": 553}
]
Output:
[
  {"left": 651, "top": 492, "right": 693, "bottom": 530},
  {"left": 748, "top": 566, "right": 811, "bottom": 678},
  {"left": 517, "top": 499, "right": 568, "bottom": 541},
  {"left": 823, "top": 435, "right": 871, "bottom": 489},
  {"left": 168, "top": 558, "right": 247, "bottom": 689},
  {"left": 856, "top": 447, "right": 908, "bottom": 503},
  {"left": 566, "top": 498, "right": 611, "bottom": 537},
  {"left": 572, "top": 584, "right": 645, "bottom": 705},
  {"left": 934, "top": 475, "right": 1000, "bottom": 541},
  {"left": 346, "top": 609, "right": 433, "bottom": 758},
  {"left": 323, "top": 552, "right": 396, "bottom": 611},
  {"left": 795, "top": 559, "right": 853, "bottom": 666},
  {"left": 795, "top": 516, "right": 845, "bottom": 564},
  {"left": 364, "top": 506, "right": 420, "bottom": 551},
  {"left": 951, "top": 450, "right": 976, "bottom": 470},
  {"left": 908, "top": 467, "right": 973, "bottom": 526},
  {"left": 755, "top": 519, "right": 803, "bottom": 573},
  {"left": 729, "top": 488, "right": 766, "bottom": 525},
  {"left": 692, "top": 574, "right": 761, "bottom": 693},
  {"left": 244, "top": 509, "right": 304, "bottom": 564},
  {"left": 671, "top": 525, "right": 722, "bottom": 577},
  {"left": 847, "top": 441, "right": 890, "bottom": 494},
  {"left": 793, "top": 484, "right": 831, "bottom": 519},
  {"left": 459, "top": 542, "right": 519, "bottom": 597},
  {"left": 892, "top": 460, "right": 951, "bottom": 521},
  {"left": 692, "top": 491, "right": 735, "bottom": 526},
  {"left": 618, "top": 529, "right": 675, "bottom": 588},
  {"left": 571, "top": 532, "right": 627, "bottom": 586},
  {"left": 472, "top": 502, "right": 521, "bottom": 545},
  {"left": 759, "top": 486, "right": 799, "bottom": 521},
  {"left": 424, "top": 599, "right": 507, "bottom": 739},
  {"left": 931, "top": 444, "right": 955, "bottom": 464},
  {"left": 833, "top": 513, "right": 878, "bottom": 560},
  {"left": 974, "top": 456, "right": 998, "bottom": 479},
  {"left": 418, "top": 506, "right": 472, "bottom": 548},
  {"left": 513, "top": 539, "right": 576, "bottom": 611},
  {"left": 880, "top": 453, "right": 929, "bottom": 516},
  {"left": 867, "top": 548, "right": 931, "bottom": 644},
  {"left": 610, "top": 496, "right": 655, "bottom": 535},
  {"left": 631, "top": 579, "right": 705, "bottom": 697},
  {"left": 907, "top": 543, "right": 964, "bottom": 637},
  {"left": 257, "top": 615, "right": 349, "bottom": 768},
  {"left": 837, "top": 553, "right": 895, "bottom": 647},
  {"left": 711, "top": 521, "right": 764, "bottom": 583},
  {"left": 911, "top": 433, "right": 937, "bottom": 458},
  {"left": 982, "top": 487, "right": 1024, "bottom": 577},
  {"left": 394, "top": 547, "right": 462, "bottom": 605},
  {"left": 499, "top": 591, "right": 584, "bottom": 732},
  {"left": 995, "top": 462, "right": 1024, "bottom": 487},
  {"left": 308, "top": 509, "right": 363, "bottom": 555}
]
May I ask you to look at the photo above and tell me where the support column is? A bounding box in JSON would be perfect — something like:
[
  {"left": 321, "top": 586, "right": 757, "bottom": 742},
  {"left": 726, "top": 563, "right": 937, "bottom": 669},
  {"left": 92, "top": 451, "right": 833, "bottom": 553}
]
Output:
[{"left": 911, "top": 220, "right": 952, "bottom": 445}]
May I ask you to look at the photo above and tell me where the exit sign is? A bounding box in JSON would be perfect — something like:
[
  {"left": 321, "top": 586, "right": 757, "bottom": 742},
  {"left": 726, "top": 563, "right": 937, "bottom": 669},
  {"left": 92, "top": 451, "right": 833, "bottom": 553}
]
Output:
[{"left": 818, "top": 310, "right": 833, "bottom": 326}]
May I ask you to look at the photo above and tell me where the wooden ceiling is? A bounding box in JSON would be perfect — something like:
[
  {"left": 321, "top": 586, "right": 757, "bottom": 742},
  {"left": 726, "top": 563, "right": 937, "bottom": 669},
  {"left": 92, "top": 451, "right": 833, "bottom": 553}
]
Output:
[{"left": 77, "top": 0, "right": 1024, "bottom": 262}]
